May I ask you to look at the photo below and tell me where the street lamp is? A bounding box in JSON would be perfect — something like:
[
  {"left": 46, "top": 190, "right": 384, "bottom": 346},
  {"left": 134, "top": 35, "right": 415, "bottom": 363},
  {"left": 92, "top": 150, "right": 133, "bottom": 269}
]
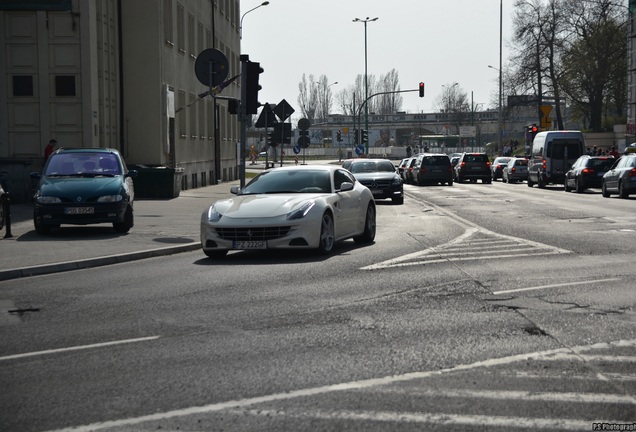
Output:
[
  {"left": 353, "top": 16, "right": 378, "bottom": 156},
  {"left": 489, "top": 63, "right": 503, "bottom": 155},
  {"left": 240, "top": 1, "right": 269, "bottom": 40}
]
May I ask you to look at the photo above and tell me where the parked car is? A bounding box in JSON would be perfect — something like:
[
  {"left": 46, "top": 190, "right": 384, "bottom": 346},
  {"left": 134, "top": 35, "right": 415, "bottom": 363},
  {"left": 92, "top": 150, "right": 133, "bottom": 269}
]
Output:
[
  {"left": 403, "top": 156, "right": 418, "bottom": 184},
  {"left": 31, "top": 148, "right": 137, "bottom": 234},
  {"left": 454, "top": 152, "right": 492, "bottom": 184},
  {"left": 528, "top": 130, "right": 585, "bottom": 188},
  {"left": 342, "top": 159, "right": 354, "bottom": 171},
  {"left": 396, "top": 158, "right": 410, "bottom": 179},
  {"left": 502, "top": 157, "right": 529, "bottom": 183},
  {"left": 348, "top": 158, "right": 404, "bottom": 204},
  {"left": 601, "top": 154, "right": 636, "bottom": 198},
  {"left": 564, "top": 155, "right": 615, "bottom": 193},
  {"left": 491, "top": 157, "right": 512, "bottom": 181},
  {"left": 200, "top": 165, "right": 376, "bottom": 258},
  {"left": 413, "top": 153, "right": 454, "bottom": 186}
]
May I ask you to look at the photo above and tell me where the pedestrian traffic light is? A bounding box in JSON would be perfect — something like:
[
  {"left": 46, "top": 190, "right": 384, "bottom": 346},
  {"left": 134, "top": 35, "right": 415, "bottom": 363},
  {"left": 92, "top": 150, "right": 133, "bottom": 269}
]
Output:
[
  {"left": 361, "top": 129, "right": 368, "bottom": 145},
  {"left": 244, "top": 61, "right": 263, "bottom": 114},
  {"left": 419, "top": 82, "right": 425, "bottom": 98},
  {"left": 354, "top": 129, "right": 359, "bottom": 145}
]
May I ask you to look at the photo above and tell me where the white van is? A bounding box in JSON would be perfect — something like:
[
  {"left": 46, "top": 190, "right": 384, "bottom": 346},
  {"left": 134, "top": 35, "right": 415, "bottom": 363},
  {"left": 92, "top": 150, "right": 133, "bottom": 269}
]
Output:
[{"left": 527, "top": 131, "right": 585, "bottom": 188}]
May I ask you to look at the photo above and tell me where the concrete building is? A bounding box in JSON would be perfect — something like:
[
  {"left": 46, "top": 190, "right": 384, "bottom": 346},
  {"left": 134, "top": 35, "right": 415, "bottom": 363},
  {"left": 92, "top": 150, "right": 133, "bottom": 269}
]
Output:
[{"left": 0, "top": 0, "right": 241, "bottom": 202}]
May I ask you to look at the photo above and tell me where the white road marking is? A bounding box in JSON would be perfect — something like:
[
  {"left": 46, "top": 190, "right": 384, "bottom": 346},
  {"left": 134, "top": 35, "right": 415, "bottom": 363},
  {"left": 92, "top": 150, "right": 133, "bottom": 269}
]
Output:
[
  {"left": 362, "top": 227, "right": 571, "bottom": 270},
  {"left": 47, "top": 338, "right": 636, "bottom": 432},
  {"left": 226, "top": 408, "right": 619, "bottom": 431},
  {"left": 0, "top": 336, "right": 160, "bottom": 361},
  {"left": 492, "top": 278, "right": 621, "bottom": 295}
]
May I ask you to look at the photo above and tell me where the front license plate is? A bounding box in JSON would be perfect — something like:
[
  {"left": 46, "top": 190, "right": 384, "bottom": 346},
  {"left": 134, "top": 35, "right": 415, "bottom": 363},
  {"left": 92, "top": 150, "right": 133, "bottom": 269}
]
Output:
[
  {"left": 65, "top": 206, "right": 94, "bottom": 215},
  {"left": 371, "top": 189, "right": 383, "bottom": 195},
  {"left": 233, "top": 240, "right": 266, "bottom": 249}
]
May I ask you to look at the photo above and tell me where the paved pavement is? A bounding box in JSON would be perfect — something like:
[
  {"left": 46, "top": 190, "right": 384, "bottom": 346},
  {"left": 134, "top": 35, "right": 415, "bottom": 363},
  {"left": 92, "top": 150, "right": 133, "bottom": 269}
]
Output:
[{"left": 0, "top": 177, "right": 240, "bottom": 282}]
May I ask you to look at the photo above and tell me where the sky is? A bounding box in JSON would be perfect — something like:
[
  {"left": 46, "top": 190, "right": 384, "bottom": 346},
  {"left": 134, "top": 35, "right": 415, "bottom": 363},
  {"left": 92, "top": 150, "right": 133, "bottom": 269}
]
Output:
[{"left": 240, "top": 0, "right": 516, "bottom": 122}]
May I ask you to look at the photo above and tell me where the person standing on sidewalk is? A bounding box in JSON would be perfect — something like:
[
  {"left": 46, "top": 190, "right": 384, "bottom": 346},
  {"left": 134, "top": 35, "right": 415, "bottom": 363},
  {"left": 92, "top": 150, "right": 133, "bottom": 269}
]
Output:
[{"left": 44, "top": 139, "right": 57, "bottom": 162}]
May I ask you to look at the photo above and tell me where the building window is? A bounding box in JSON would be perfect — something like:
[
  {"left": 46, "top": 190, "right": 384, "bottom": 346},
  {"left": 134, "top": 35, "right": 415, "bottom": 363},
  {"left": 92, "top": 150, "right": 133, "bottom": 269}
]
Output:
[
  {"left": 13, "top": 75, "right": 33, "bottom": 96},
  {"left": 55, "top": 75, "right": 76, "bottom": 96},
  {"left": 188, "top": 13, "right": 195, "bottom": 58},
  {"left": 177, "top": 3, "right": 185, "bottom": 53},
  {"left": 163, "top": 0, "right": 173, "bottom": 46}
]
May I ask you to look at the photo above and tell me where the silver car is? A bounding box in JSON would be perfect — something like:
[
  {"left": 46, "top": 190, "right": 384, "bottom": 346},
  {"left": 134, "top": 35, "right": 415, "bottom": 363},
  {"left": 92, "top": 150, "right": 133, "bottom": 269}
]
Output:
[{"left": 502, "top": 157, "right": 529, "bottom": 183}]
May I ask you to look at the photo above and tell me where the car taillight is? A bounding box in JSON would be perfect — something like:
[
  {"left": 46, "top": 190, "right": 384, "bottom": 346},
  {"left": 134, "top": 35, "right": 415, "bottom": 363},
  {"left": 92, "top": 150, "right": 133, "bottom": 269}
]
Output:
[
  {"left": 419, "top": 167, "right": 427, "bottom": 173},
  {"left": 461, "top": 162, "right": 466, "bottom": 167},
  {"left": 582, "top": 168, "right": 594, "bottom": 174},
  {"left": 630, "top": 168, "right": 636, "bottom": 177},
  {"left": 542, "top": 159, "right": 547, "bottom": 170},
  {"left": 511, "top": 167, "right": 516, "bottom": 173},
  {"left": 486, "top": 162, "right": 491, "bottom": 167}
]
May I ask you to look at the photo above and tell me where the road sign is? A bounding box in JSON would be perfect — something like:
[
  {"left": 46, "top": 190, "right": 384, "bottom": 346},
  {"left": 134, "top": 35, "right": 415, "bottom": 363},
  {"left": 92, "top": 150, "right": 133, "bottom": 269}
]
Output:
[
  {"left": 355, "top": 145, "right": 365, "bottom": 155},
  {"left": 273, "top": 99, "right": 294, "bottom": 122},
  {"left": 194, "top": 48, "right": 229, "bottom": 87},
  {"left": 541, "top": 117, "right": 552, "bottom": 128},
  {"left": 298, "top": 118, "right": 310, "bottom": 131},
  {"left": 293, "top": 145, "right": 301, "bottom": 154},
  {"left": 298, "top": 135, "right": 310, "bottom": 148},
  {"left": 540, "top": 105, "right": 553, "bottom": 118},
  {"left": 254, "top": 103, "right": 276, "bottom": 128}
]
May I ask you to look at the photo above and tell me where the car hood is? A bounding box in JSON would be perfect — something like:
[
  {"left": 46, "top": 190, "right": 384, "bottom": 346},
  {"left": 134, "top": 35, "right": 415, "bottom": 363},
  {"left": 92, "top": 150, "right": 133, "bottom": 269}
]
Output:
[
  {"left": 38, "top": 176, "right": 124, "bottom": 199},
  {"left": 213, "top": 193, "right": 325, "bottom": 218}
]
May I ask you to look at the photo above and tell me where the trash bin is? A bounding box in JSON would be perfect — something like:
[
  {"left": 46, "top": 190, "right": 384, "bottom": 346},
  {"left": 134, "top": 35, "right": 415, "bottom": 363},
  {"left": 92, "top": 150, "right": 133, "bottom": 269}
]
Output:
[{"left": 129, "top": 165, "right": 183, "bottom": 199}]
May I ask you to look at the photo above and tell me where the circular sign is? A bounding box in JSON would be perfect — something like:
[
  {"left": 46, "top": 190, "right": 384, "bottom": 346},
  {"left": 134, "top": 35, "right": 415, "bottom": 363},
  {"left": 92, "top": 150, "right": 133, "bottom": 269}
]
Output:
[
  {"left": 298, "top": 118, "right": 311, "bottom": 131},
  {"left": 355, "top": 145, "right": 365, "bottom": 155},
  {"left": 293, "top": 145, "right": 301, "bottom": 154},
  {"left": 194, "top": 49, "right": 229, "bottom": 87},
  {"left": 298, "top": 135, "right": 310, "bottom": 148}
]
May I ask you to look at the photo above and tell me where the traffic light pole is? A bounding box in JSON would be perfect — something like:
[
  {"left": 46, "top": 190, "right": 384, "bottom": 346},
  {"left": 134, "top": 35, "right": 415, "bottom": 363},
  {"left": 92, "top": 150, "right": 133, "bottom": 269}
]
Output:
[
  {"left": 239, "top": 55, "right": 249, "bottom": 188},
  {"left": 356, "top": 88, "right": 419, "bottom": 155}
]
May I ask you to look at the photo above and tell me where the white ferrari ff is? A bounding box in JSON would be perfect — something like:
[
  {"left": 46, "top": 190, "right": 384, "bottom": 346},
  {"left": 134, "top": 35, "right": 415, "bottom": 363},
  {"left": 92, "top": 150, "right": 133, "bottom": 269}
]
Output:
[{"left": 200, "top": 165, "right": 376, "bottom": 258}]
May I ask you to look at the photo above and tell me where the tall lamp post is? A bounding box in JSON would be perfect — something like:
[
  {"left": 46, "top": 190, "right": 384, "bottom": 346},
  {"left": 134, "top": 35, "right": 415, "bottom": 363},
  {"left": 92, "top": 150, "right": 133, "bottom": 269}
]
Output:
[
  {"left": 489, "top": 64, "right": 503, "bottom": 155},
  {"left": 240, "top": 1, "right": 269, "bottom": 39},
  {"left": 353, "top": 16, "right": 378, "bottom": 156}
]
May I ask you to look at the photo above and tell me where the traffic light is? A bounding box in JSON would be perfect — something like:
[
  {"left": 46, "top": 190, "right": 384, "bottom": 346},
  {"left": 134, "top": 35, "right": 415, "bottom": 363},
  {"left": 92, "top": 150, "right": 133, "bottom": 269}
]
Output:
[
  {"left": 266, "top": 130, "right": 276, "bottom": 147},
  {"left": 361, "top": 129, "right": 368, "bottom": 145},
  {"left": 244, "top": 61, "right": 263, "bottom": 114},
  {"left": 354, "top": 129, "right": 359, "bottom": 145},
  {"left": 337, "top": 130, "right": 342, "bottom": 142},
  {"left": 419, "top": 82, "right": 425, "bottom": 97}
]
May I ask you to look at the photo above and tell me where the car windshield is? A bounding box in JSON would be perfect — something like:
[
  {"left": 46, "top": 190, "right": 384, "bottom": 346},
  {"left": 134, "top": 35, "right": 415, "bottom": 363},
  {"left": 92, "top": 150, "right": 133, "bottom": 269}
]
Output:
[
  {"left": 239, "top": 169, "right": 332, "bottom": 194},
  {"left": 421, "top": 156, "right": 450, "bottom": 166},
  {"left": 465, "top": 154, "right": 489, "bottom": 163},
  {"left": 349, "top": 161, "right": 396, "bottom": 173},
  {"left": 588, "top": 158, "right": 614, "bottom": 170},
  {"left": 45, "top": 153, "right": 121, "bottom": 176}
]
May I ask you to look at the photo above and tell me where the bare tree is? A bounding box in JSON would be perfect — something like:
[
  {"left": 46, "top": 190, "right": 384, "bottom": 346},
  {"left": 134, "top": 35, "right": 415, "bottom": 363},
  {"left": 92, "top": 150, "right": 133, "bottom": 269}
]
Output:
[
  {"left": 314, "top": 75, "right": 335, "bottom": 124},
  {"left": 376, "top": 69, "right": 403, "bottom": 114},
  {"left": 297, "top": 73, "right": 318, "bottom": 124},
  {"left": 433, "top": 83, "right": 470, "bottom": 133}
]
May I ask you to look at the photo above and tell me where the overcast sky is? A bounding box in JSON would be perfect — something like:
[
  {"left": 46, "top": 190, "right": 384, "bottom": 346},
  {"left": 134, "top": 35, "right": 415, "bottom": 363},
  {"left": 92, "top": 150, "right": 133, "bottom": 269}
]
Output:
[{"left": 240, "top": 0, "right": 515, "bottom": 122}]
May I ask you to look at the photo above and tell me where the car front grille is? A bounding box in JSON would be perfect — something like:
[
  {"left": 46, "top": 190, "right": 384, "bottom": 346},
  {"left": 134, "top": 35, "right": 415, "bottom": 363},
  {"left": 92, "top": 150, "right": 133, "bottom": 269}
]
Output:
[
  {"left": 358, "top": 179, "right": 392, "bottom": 189},
  {"left": 215, "top": 226, "right": 292, "bottom": 241}
]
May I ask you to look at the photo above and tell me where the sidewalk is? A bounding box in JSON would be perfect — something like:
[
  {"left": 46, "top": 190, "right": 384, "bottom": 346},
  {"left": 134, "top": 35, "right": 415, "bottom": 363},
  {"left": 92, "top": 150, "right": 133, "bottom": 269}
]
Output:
[{"left": 0, "top": 180, "right": 239, "bottom": 281}]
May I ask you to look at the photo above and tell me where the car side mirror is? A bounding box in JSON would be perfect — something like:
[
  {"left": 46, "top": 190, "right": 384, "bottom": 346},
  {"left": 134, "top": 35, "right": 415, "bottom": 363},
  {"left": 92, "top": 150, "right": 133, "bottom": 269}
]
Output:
[
  {"left": 230, "top": 185, "right": 240, "bottom": 195},
  {"left": 338, "top": 182, "right": 354, "bottom": 192},
  {"left": 126, "top": 169, "right": 138, "bottom": 178}
]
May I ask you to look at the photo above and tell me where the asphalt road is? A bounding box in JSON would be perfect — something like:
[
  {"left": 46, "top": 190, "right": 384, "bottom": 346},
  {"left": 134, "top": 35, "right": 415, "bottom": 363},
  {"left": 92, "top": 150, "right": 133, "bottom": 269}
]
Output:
[{"left": 1, "top": 175, "right": 635, "bottom": 432}]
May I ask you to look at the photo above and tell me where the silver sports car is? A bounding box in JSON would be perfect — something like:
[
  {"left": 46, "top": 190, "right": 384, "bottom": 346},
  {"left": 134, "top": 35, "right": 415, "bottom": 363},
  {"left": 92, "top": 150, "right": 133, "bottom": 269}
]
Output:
[{"left": 200, "top": 165, "right": 376, "bottom": 258}]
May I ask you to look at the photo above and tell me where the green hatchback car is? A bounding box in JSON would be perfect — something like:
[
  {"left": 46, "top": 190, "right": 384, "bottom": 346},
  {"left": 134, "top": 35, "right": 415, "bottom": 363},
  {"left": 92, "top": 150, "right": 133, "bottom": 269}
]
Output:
[{"left": 31, "top": 148, "right": 137, "bottom": 234}]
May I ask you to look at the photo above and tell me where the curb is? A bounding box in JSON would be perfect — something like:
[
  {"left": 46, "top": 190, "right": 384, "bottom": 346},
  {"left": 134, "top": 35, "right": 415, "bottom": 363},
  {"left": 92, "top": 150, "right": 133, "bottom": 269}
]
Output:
[{"left": 0, "top": 242, "right": 201, "bottom": 281}]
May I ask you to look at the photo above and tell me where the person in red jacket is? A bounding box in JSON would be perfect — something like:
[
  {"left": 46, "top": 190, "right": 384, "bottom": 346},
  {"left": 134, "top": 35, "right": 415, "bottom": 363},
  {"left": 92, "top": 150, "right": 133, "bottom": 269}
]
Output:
[{"left": 44, "top": 139, "right": 57, "bottom": 162}]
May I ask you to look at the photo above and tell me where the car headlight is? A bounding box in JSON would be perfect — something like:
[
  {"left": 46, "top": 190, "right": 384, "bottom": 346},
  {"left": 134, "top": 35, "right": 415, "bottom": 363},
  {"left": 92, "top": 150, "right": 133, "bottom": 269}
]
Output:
[
  {"left": 287, "top": 201, "right": 315, "bottom": 220},
  {"left": 97, "top": 194, "right": 123, "bottom": 203},
  {"left": 207, "top": 205, "right": 222, "bottom": 222},
  {"left": 36, "top": 196, "right": 62, "bottom": 204},
  {"left": 391, "top": 176, "right": 403, "bottom": 186}
]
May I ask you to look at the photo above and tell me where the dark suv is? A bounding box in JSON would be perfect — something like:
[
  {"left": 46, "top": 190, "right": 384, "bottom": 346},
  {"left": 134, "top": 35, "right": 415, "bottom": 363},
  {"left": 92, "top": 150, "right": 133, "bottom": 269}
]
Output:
[
  {"left": 413, "top": 153, "right": 454, "bottom": 186},
  {"left": 454, "top": 153, "right": 492, "bottom": 184}
]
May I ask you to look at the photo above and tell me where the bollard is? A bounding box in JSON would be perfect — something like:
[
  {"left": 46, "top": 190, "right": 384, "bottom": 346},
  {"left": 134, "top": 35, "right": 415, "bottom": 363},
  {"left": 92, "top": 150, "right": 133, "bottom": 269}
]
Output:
[{"left": 2, "top": 192, "right": 12, "bottom": 239}]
